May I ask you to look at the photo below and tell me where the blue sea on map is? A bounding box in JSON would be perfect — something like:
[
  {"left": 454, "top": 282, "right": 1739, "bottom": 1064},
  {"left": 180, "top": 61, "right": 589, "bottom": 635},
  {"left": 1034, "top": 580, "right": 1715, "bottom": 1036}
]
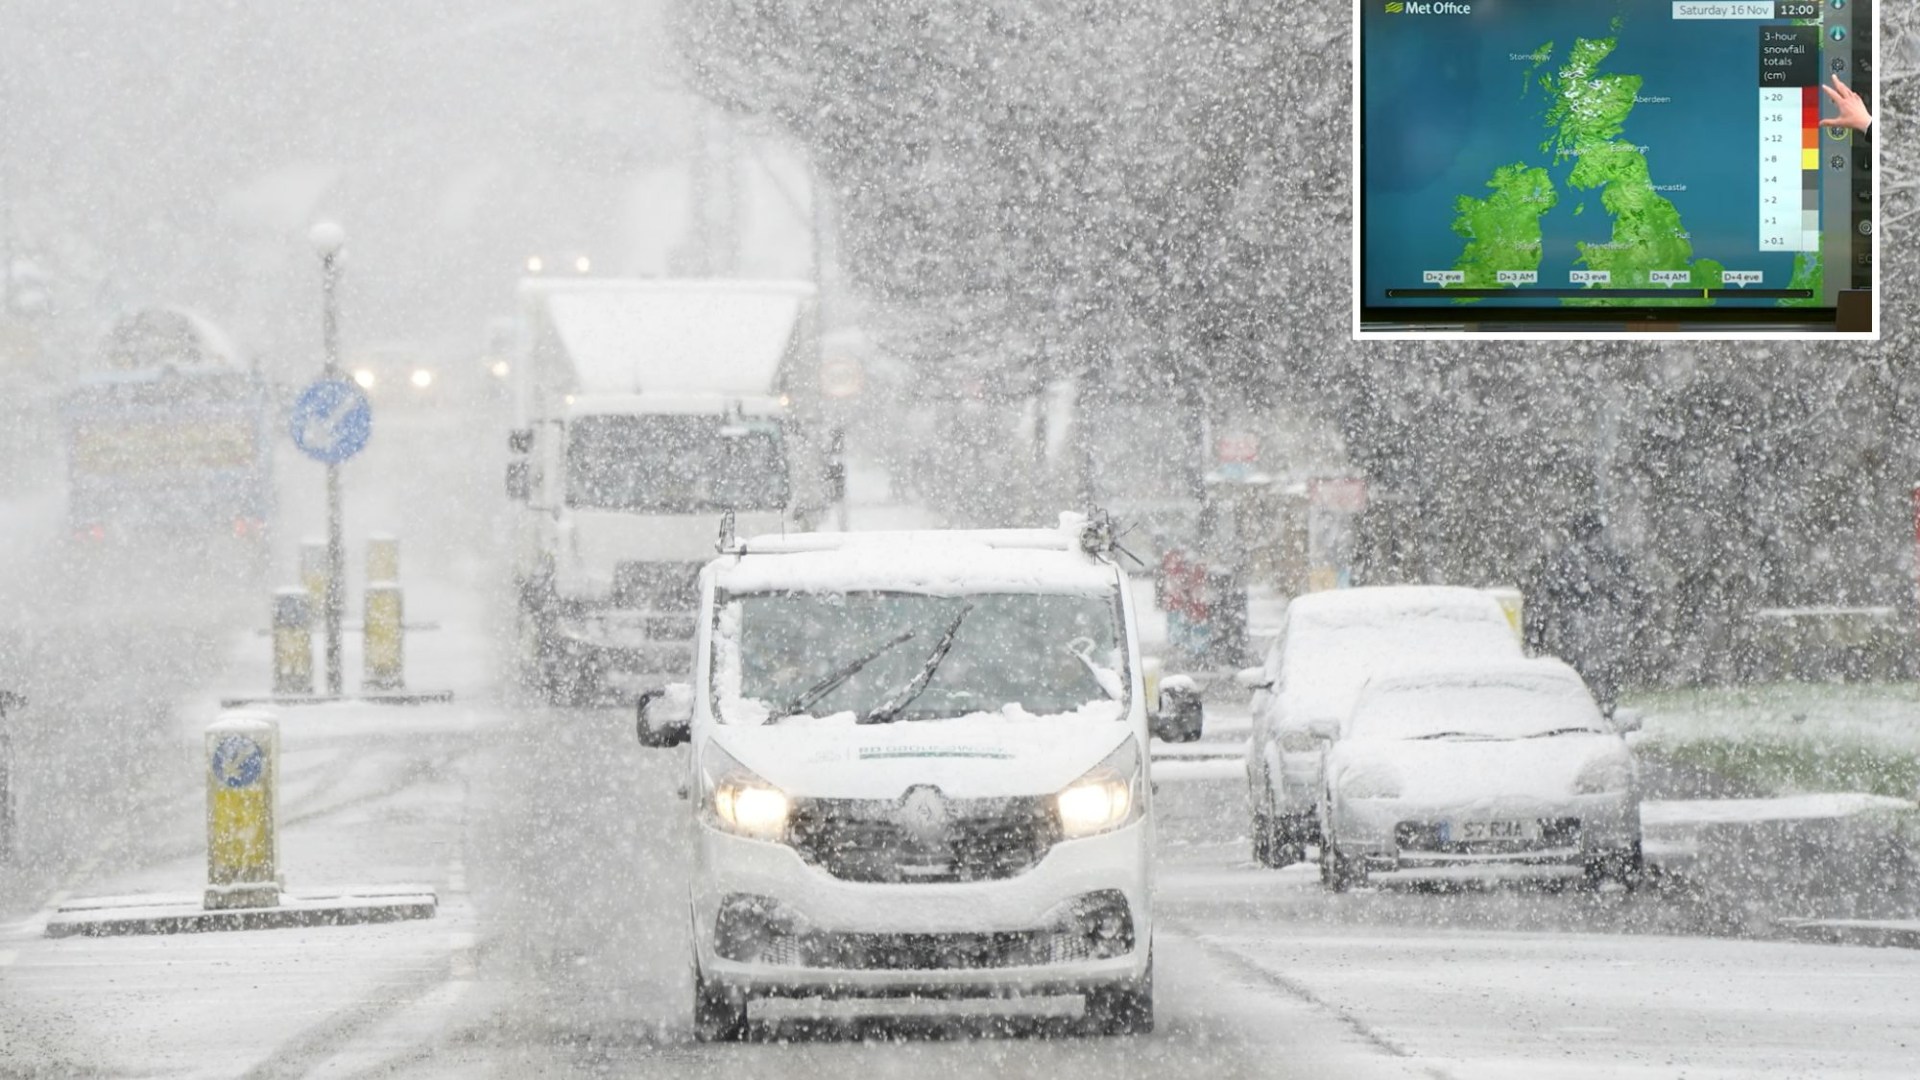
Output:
[{"left": 1362, "top": 0, "right": 1818, "bottom": 307}]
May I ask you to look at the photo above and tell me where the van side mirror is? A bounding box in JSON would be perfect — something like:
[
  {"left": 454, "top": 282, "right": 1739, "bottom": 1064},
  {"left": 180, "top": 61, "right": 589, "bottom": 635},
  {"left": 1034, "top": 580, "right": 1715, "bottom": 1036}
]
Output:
[
  {"left": 1611, "top": 707, "right": 1643, "bottom": 734},
  {"left": 508, "top": 428, "right": 533, "bottom": 454},
  {"left": 1150, "top": 678, "right": 1204, "bottom": 743},
  {"left": 506, "top": 460, "right": 530, "bottom": 502},
  {"left": 1305, "top": 716, "right": 1340, "bottom": 742},
  {"left": 637, "top": 684, "right": 693, "bottom": 748}
]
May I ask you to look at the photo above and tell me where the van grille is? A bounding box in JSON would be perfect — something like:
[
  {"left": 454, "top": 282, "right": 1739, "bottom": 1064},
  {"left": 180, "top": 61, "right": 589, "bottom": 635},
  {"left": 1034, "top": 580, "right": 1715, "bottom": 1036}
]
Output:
[{"left": 787, "top": 795, "right": 1058, "bottom": 884}]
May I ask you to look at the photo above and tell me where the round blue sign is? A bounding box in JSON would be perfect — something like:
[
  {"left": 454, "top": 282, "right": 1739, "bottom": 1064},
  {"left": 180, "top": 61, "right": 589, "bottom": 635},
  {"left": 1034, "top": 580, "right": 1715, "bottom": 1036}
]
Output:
[
  {"left": 211, "top": 735, "right": 266, "bottom": 789},
  {"left": 290, "top": 378, "right": 372, "bottom": 464}
]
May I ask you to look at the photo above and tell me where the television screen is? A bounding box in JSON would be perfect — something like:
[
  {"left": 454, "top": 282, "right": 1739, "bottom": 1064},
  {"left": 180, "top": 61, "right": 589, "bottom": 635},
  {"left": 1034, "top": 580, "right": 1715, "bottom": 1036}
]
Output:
[{"left": 1358, "top": 0, "right": 1875, "bottom": 328}]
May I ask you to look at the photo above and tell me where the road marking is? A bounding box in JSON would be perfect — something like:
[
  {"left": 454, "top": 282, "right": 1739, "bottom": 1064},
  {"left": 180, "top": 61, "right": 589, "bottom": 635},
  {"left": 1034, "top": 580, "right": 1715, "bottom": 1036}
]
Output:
[
  {"left": 1159, "top": 916, "right": 1457, "bottom": 1080},
  {"left": 447, "top": 858, "right": 466, "bottom": 895},
  {"left": 0, "top": 949, "right": 18, "bottom": 967}
]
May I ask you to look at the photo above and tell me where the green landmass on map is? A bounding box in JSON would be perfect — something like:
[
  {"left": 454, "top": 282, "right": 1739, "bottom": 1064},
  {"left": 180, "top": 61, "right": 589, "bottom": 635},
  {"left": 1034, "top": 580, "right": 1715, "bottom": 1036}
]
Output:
[
  {"left": 1521, "top": 39, "right": 1554, "bottom": 99},
  {"left": 1448, "top": 20, "right": 1798, "bottom": 309},
  {"left": 1449, "top": 164, "right": 1557, "bottom": 292}
]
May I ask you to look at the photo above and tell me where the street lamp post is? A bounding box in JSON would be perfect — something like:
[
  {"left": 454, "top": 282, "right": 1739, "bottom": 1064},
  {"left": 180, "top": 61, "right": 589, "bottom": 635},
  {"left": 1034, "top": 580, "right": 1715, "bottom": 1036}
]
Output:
[{"left": 309, "top": 222, "right": 346, "bottom": 697}]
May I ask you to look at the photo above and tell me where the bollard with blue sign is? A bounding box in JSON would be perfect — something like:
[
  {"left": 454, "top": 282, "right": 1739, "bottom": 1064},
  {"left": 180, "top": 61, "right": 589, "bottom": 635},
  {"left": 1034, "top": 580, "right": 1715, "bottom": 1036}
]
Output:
[
  {"left": 272, "top": 588, "right": 314, "bottom": 695},
  {"left": 204, "top": 712, "right": 281, "bottom": 910}
]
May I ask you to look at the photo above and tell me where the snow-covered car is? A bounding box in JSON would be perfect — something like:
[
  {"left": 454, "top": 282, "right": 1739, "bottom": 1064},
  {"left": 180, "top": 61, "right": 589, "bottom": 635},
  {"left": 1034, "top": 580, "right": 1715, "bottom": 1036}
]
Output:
[
  {"left": 1241, "top": 585, "right": 1523, "bottom": 868},
  {"left": 635, "top": 517, "right": 1177, "bottom": 1041},
  {"left": 1314, "top": 658, "right": 1643, "bottom": 892}
]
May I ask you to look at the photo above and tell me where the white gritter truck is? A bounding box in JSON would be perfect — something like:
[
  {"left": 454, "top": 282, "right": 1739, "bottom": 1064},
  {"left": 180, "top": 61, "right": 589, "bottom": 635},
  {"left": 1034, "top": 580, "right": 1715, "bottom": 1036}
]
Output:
[{"left": 507, "top": 278, "right": 841, "bottom": 704}]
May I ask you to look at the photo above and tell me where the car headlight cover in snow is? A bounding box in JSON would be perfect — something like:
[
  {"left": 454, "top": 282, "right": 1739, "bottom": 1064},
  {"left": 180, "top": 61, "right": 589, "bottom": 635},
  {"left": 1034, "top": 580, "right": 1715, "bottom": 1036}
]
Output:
[
  {"left": 1574, "top": 753, "right": 1633, "bottom": 795},
  {"left": 1056, "top": 737, "right": 1142, "bottom": 839},
  {"left": 702, "top": 742, "right": 790, "bottom": 840}
]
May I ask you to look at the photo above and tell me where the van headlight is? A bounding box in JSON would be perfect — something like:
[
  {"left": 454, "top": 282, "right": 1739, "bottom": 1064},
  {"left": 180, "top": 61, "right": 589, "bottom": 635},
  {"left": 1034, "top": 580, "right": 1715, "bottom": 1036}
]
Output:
[
  {"left": 1056, "top": 737, "right": 1142, "bottom": 839},
  {"left": 701, "top": 742, "right": 790, "bottom": 840}
]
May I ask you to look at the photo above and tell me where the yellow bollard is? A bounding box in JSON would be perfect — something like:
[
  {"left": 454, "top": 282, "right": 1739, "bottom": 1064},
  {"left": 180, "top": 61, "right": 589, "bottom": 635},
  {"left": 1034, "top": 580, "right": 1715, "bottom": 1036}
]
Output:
[
  {"left": 364, "top": 582, "right": 404, "bottom": 691},
  {"left": 366, "top": 534, "right": 400, "bottom": 585},
  {"left": 272, "top": 588, "right": 313, "bottom": 695},
  {"left": 299, "top": 538, "right": 328, "bottom": 622},
  {"left": 1487, "top": 587, "right": 1525, "bottom": 646},
  {"left": 204, "top": 712, "right": 281, "bottom": 910},
  {"left": 1141, "top": 656, "right": 1164, "bottom": 717}
]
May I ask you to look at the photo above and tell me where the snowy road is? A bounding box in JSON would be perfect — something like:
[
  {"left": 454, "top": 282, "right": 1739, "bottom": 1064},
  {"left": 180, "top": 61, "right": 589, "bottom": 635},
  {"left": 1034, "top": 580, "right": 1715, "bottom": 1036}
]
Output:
[
  {"left": 8, "top": 665, "right": 1916, "bottom": 1077},
  {"left": 3, "top": 413, "right": 1918, "bottom": 1076}
]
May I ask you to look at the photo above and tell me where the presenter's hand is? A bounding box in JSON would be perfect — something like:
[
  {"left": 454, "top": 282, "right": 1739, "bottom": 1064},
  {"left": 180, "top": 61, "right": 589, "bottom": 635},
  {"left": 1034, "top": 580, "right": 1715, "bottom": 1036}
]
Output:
[{"left": 1820, "top": 74, "right": 1872, "bottom": 132}]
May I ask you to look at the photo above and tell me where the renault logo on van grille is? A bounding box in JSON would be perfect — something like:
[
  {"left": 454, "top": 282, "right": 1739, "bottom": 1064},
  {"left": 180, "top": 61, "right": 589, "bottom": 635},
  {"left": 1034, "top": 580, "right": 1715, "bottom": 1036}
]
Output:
[{"left": 899, "top": 786, "right": 951, "bottom": 845}]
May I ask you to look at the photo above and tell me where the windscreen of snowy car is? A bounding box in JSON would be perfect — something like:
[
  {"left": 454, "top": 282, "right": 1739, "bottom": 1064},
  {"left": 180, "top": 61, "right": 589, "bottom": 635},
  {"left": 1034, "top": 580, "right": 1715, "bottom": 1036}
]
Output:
[
  {"left": 566, "top": 415, "right": 788, "bottom": 513},
  {"left": 1347, "top": 678, "right": 1607, "bottom": 742},
  {"left": 712, "top": 590, "right": 1128, "bottom": 724}
]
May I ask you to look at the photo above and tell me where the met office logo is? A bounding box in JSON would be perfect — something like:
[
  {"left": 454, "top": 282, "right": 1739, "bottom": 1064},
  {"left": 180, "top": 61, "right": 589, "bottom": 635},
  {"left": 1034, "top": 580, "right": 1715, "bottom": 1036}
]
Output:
[{"left": 1387, "top": 1, "right": 1476, "bottom": 14}]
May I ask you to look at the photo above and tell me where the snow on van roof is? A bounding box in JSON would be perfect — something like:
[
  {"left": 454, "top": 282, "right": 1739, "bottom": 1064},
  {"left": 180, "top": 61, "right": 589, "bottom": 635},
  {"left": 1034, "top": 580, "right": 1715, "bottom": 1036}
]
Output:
[
  {"left": 714, "top": 529, "right": 1118, "bottom": 596},
  {"left": 738, "top": 527, "right": 1076, "bottom": 555}
]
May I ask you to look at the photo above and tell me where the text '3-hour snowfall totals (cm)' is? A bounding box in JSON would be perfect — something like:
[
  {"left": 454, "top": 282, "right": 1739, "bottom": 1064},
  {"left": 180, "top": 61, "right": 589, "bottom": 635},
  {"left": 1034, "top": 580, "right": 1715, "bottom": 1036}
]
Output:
[{"left": 1367, "top": 0, "right": 1840, "bottom": 308}]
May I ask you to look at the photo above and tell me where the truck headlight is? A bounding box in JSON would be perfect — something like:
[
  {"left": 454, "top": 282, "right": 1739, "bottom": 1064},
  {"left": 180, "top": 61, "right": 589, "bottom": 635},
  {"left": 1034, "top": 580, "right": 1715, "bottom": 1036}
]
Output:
[
  {"left": 1056, "top": 737, "right": 1142, "bottom": 839},
  {"left": 1574, "top": 754, "right": 1633, "bottom": 795},
  {"left": 701, "top": 742, "right": 790, "bottom": 840}
]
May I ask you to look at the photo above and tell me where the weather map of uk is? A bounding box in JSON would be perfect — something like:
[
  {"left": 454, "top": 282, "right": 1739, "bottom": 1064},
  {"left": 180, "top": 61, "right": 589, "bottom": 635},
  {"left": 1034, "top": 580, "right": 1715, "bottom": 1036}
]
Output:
[{"left": 1361, "top": 0, "right": 1869, "bottom": 311}]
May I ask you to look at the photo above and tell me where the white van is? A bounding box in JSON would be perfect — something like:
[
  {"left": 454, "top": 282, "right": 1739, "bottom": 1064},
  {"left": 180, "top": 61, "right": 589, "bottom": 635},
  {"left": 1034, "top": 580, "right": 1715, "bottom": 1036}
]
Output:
[{"left": 637, "top": 517, "right": 1197, "bottom": 1041}]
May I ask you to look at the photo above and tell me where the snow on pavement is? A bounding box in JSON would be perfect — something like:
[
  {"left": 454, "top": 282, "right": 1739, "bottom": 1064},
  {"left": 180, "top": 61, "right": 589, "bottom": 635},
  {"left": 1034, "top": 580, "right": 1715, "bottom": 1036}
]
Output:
[{"left": 0, "top": 573, "right": 498, "bottom": 1076}]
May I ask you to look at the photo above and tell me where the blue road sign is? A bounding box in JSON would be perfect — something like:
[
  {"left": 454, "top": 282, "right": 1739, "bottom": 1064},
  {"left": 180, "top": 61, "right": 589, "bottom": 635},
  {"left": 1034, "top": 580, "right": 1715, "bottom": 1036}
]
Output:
[
  {"left": 290, "top": 379, "right": 372, "bottom": 464},
  {"left": 211, "top": 735, "right": 265, "bottom": 789}
]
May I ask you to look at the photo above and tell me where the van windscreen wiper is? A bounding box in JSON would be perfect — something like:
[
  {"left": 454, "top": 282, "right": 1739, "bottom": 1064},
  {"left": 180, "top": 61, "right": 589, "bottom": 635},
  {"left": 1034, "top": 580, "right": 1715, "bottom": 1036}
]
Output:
[
  {"left": 861, "top": 605, "right": 973, "bottom": 725},
  {"left": 770, "top": 628, "right": 918, "bottom": 721}
]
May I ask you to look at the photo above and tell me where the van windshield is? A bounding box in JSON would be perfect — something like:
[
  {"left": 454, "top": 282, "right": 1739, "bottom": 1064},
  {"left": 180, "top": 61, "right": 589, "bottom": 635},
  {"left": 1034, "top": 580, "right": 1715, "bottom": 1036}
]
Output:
[{"left": 712, "top": 590, "right": 1128, "bottom": 725}]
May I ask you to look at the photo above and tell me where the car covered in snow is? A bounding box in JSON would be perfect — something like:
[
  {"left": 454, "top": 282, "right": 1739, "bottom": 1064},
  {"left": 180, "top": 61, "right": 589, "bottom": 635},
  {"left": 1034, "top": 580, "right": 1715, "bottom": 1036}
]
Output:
[
  {"left": 635, "top": 516, "right": 1178, "bottom": 1040},
  {"left": 1242, "top": 585, "right": 1524, "bottom": 868},
  {"left": 1314, "top": 657, "right": 1643, "bottom": 892}
]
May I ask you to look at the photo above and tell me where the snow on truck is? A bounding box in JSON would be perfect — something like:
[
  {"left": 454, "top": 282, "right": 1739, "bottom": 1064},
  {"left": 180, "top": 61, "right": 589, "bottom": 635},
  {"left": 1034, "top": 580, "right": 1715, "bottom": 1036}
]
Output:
[
  {"left": 506, "top": 278, "right": 844, "bottom": 704},
  {"left": 61, "top": 308, "right": 274, "bottom": 547}
]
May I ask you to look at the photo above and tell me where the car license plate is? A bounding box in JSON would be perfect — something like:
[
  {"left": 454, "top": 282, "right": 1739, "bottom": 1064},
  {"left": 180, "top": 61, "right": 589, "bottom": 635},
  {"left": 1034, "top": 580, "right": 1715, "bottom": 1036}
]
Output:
[{"left": 1441, "top": 819, "right": 1536, "bottom": 843}]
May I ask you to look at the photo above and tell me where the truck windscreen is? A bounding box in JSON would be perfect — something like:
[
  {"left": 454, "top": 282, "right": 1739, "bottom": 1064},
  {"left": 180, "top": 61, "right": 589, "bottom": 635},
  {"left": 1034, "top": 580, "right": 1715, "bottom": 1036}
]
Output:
[{"left": 566, "top": 414, "right": 789, "bottom": 513}]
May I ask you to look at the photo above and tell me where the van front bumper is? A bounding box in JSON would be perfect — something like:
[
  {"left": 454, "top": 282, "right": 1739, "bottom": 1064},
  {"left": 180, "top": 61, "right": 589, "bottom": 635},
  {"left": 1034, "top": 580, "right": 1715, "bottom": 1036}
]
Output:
[{"left": 692, "top": 819, "right": 1152, "bottom": 997}]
